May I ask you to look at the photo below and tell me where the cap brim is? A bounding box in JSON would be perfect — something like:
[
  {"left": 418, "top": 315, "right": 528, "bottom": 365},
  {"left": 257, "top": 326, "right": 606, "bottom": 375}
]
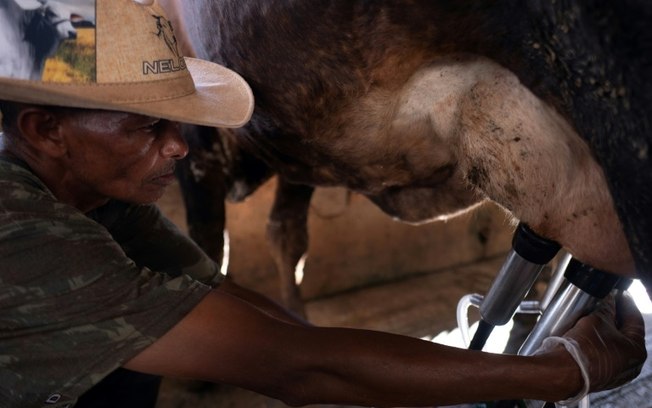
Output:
[
  {"left": 124, "top": 58, "right": 255, "bottom": 128},
  {"left": 0, "top": 57, "right": 254, "bottom": 128}
]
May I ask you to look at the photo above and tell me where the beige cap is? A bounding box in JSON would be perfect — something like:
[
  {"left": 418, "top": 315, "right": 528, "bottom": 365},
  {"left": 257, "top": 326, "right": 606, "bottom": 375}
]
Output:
[{"left": 0, "top": 0, "right": 254, "bottom": 128}]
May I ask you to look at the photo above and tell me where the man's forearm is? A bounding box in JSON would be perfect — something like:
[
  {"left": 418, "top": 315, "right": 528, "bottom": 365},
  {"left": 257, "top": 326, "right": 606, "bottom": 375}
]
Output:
[
  {"left": 281, "top": 325, "right": 582, "bottom": 406},
  {"left": 218, "top": 277, "right": 311, "bottom": 326}
]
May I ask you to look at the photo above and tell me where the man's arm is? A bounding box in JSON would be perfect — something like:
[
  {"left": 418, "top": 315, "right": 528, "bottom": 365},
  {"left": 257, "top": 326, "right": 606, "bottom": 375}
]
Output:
[
  {"left": 124, "top": 286, "right": 645, "bottom": 407},
  {"left": 219, "top": 277, "right": 311, "bottom": 326}
]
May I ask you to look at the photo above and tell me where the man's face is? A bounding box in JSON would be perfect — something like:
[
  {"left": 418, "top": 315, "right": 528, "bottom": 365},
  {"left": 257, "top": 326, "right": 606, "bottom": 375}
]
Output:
[{"left": 57, "top": 109, "right": 188, "bottom": 206}]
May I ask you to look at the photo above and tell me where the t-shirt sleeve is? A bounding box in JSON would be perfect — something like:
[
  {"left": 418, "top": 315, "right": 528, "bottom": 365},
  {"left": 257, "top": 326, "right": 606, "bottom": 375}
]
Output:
[
  {"left": 0, "top": 183, "right": 214, "bottom": 406},
  {"left": 90, "top": 201, "right": 225, "bottom": 285}
]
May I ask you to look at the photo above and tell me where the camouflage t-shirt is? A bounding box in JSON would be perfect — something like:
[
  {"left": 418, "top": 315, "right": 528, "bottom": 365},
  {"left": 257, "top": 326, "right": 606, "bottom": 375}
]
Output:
[{"left": 0, "top": 153, "right": 224, "bottom": 408}]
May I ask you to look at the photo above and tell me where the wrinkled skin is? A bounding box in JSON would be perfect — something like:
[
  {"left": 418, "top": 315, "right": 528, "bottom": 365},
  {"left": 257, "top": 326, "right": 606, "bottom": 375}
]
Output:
[{"left": 160, "top": 0, "right": 652, "bottom": 314}]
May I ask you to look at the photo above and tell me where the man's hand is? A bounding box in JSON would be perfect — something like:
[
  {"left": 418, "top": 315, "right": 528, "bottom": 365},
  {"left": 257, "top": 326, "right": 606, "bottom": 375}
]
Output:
[{"left": 561, "top": 291, "right": 647, "bottom": 393}]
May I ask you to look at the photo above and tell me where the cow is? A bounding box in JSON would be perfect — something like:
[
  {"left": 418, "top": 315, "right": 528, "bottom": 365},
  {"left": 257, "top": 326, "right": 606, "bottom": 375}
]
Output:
[
  {"left": 0, "top": 0, "right": 87, "bottom": 80},
  {"left": 160, "top": 0, "right": 652, "bottom": 315}
]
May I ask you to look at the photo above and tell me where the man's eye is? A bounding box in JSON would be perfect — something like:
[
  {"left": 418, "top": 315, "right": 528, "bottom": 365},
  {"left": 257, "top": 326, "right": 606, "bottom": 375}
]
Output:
[{"left": 139, "top": 122, "right": 160, "bottom": 133}]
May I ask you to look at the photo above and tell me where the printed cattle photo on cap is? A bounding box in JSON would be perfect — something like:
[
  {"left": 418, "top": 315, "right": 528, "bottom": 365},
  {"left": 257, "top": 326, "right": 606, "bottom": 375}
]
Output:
[{"left": 0, "top": 0, "right": 96, "bottom": 82}]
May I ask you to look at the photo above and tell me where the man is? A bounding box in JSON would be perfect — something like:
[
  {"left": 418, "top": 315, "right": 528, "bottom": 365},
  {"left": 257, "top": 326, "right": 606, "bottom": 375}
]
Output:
[{"left": 0, "top": 1, "right": 646, "bottom": 408}]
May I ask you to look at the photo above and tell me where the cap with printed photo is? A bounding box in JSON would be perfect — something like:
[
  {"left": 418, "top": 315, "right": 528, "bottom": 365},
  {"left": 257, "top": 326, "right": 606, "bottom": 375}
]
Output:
[{"left": 0, "top": 0, "right": 253, "bottom": 128}]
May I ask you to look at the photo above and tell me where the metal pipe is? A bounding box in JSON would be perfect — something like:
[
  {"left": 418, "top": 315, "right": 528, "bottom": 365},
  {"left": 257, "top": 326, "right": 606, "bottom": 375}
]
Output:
[
  {"left": 540, "top": 251, "right": 573, "bottom": 311},
  {"left": 469, "top": 223, "right": 560, "bottom": 351},
  {"left": 479, "top": 250, "right": 547, "bottom": 326},
  {"left": 519, "top": 259, "right": 623, "bottom": 355},
  {"left": 519, "top": 281, "right": 598, "bottom": 356}
]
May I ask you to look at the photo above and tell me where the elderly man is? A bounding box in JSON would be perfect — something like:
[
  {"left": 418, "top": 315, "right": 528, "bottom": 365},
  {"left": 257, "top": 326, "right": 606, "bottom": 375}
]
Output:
[{"left": 0, "top": 1, "right": 646, "bottom": 408}]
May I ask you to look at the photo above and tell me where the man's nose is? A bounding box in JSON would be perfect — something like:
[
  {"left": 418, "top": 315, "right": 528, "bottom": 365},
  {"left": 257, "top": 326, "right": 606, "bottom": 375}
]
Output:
[{"left": 160, "top": 122, "right": 189, "bottom": 159}]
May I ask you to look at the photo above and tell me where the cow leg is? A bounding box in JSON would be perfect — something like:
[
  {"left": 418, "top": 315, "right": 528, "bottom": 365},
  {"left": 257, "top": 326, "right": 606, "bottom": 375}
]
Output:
[
  {"left": 266, "top": 179, "right": 315, "bottom": 317},
  {"left": 175, "top": 124, "right": 229, "bottom": 265}
]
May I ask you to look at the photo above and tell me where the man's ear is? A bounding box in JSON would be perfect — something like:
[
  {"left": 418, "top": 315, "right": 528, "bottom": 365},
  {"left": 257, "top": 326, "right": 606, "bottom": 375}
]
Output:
[{"left": 16, "top": 107, "right": 68, "bottom": 158}]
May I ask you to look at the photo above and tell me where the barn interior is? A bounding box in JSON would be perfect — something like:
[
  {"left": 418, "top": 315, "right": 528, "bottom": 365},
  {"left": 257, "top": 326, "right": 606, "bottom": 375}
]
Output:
[
  {"left": 1, "top": 1, "right": 650, "bottom": 407},
  {"left": 156, "top": 177, "right": 652, "bottom": 408}
]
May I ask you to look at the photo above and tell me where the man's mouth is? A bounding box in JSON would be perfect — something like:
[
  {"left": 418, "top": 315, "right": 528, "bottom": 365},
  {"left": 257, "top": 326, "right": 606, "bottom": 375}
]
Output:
[{"left": 149, "top": 164, "right": 176, "bottom": 185}]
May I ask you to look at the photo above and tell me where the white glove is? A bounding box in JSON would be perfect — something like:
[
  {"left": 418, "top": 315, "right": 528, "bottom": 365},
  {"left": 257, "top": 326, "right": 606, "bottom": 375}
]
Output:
[{"left": 546, "top": 291, "right": 646, "bottom": 402}]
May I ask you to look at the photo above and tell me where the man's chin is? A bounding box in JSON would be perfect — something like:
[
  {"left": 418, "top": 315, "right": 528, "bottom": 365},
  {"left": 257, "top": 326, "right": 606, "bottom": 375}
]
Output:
[{"left": 123, "top": 186, "right": 168, "bottom": 205}]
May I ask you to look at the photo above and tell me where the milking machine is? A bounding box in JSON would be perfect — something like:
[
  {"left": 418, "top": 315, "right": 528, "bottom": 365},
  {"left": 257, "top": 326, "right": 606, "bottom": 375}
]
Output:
[
  {"left": 456, "top": 223, "right": 629, "bottom": 408},
  {"left": 465, "top": 223, "right": 562, "bottom": 351}
]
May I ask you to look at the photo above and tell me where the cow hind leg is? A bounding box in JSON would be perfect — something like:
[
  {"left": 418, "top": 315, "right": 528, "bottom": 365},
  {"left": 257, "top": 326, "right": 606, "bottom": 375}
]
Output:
[{"left": 266, "top": 179, "right": 315, "bottom": 317}]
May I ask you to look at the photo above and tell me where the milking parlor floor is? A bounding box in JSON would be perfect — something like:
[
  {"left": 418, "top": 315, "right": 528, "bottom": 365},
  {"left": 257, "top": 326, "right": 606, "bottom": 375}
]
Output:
[{"left": 155, "top": 179, "right": 652, "bottom": 408}]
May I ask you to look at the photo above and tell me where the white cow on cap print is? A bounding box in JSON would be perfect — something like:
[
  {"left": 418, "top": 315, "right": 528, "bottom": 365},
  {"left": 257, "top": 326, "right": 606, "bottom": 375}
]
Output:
[{"left": 0, "top": 0, "right": 94, "bottom": 80}]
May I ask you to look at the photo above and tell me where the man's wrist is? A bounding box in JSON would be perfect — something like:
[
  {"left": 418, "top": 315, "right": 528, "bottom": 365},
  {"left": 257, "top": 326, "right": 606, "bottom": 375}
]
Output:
[
  {"left": 542, "top": 337, "right": 590, "bottom": 404},
  {"left": 531, "top": 343, "right": 585, "bottom": 402}
]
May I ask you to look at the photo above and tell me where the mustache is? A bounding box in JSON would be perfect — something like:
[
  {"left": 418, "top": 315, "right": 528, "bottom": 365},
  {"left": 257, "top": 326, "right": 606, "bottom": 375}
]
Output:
[{"left": 149, "top": 162, "right": 177, "bottom": 179}]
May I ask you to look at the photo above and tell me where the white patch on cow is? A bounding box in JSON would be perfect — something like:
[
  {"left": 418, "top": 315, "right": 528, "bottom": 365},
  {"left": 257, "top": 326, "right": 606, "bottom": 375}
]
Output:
[
  {"left": 214, "top": 139, "right": 233, "bottom": 176},
  {"left": 43, "top": 1, "right": 78, "bottom": 40},
  {"left": 43, "top": 0, "right": 95, "bottom": 23},
  {"left": 227, "top": 181, "right": 252, "bottom": 202},
  {"left": 190, "top": 160, "right": 207, "bottom": 181},
  {"left": 0, "top": 3, "right": 33, "bottom": 77},
  {"left": 188, "top": 140, "right": 234, "bottom": 184},
  {"left": 13, "top": 0, "right": 43, "bottom": 9}
]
